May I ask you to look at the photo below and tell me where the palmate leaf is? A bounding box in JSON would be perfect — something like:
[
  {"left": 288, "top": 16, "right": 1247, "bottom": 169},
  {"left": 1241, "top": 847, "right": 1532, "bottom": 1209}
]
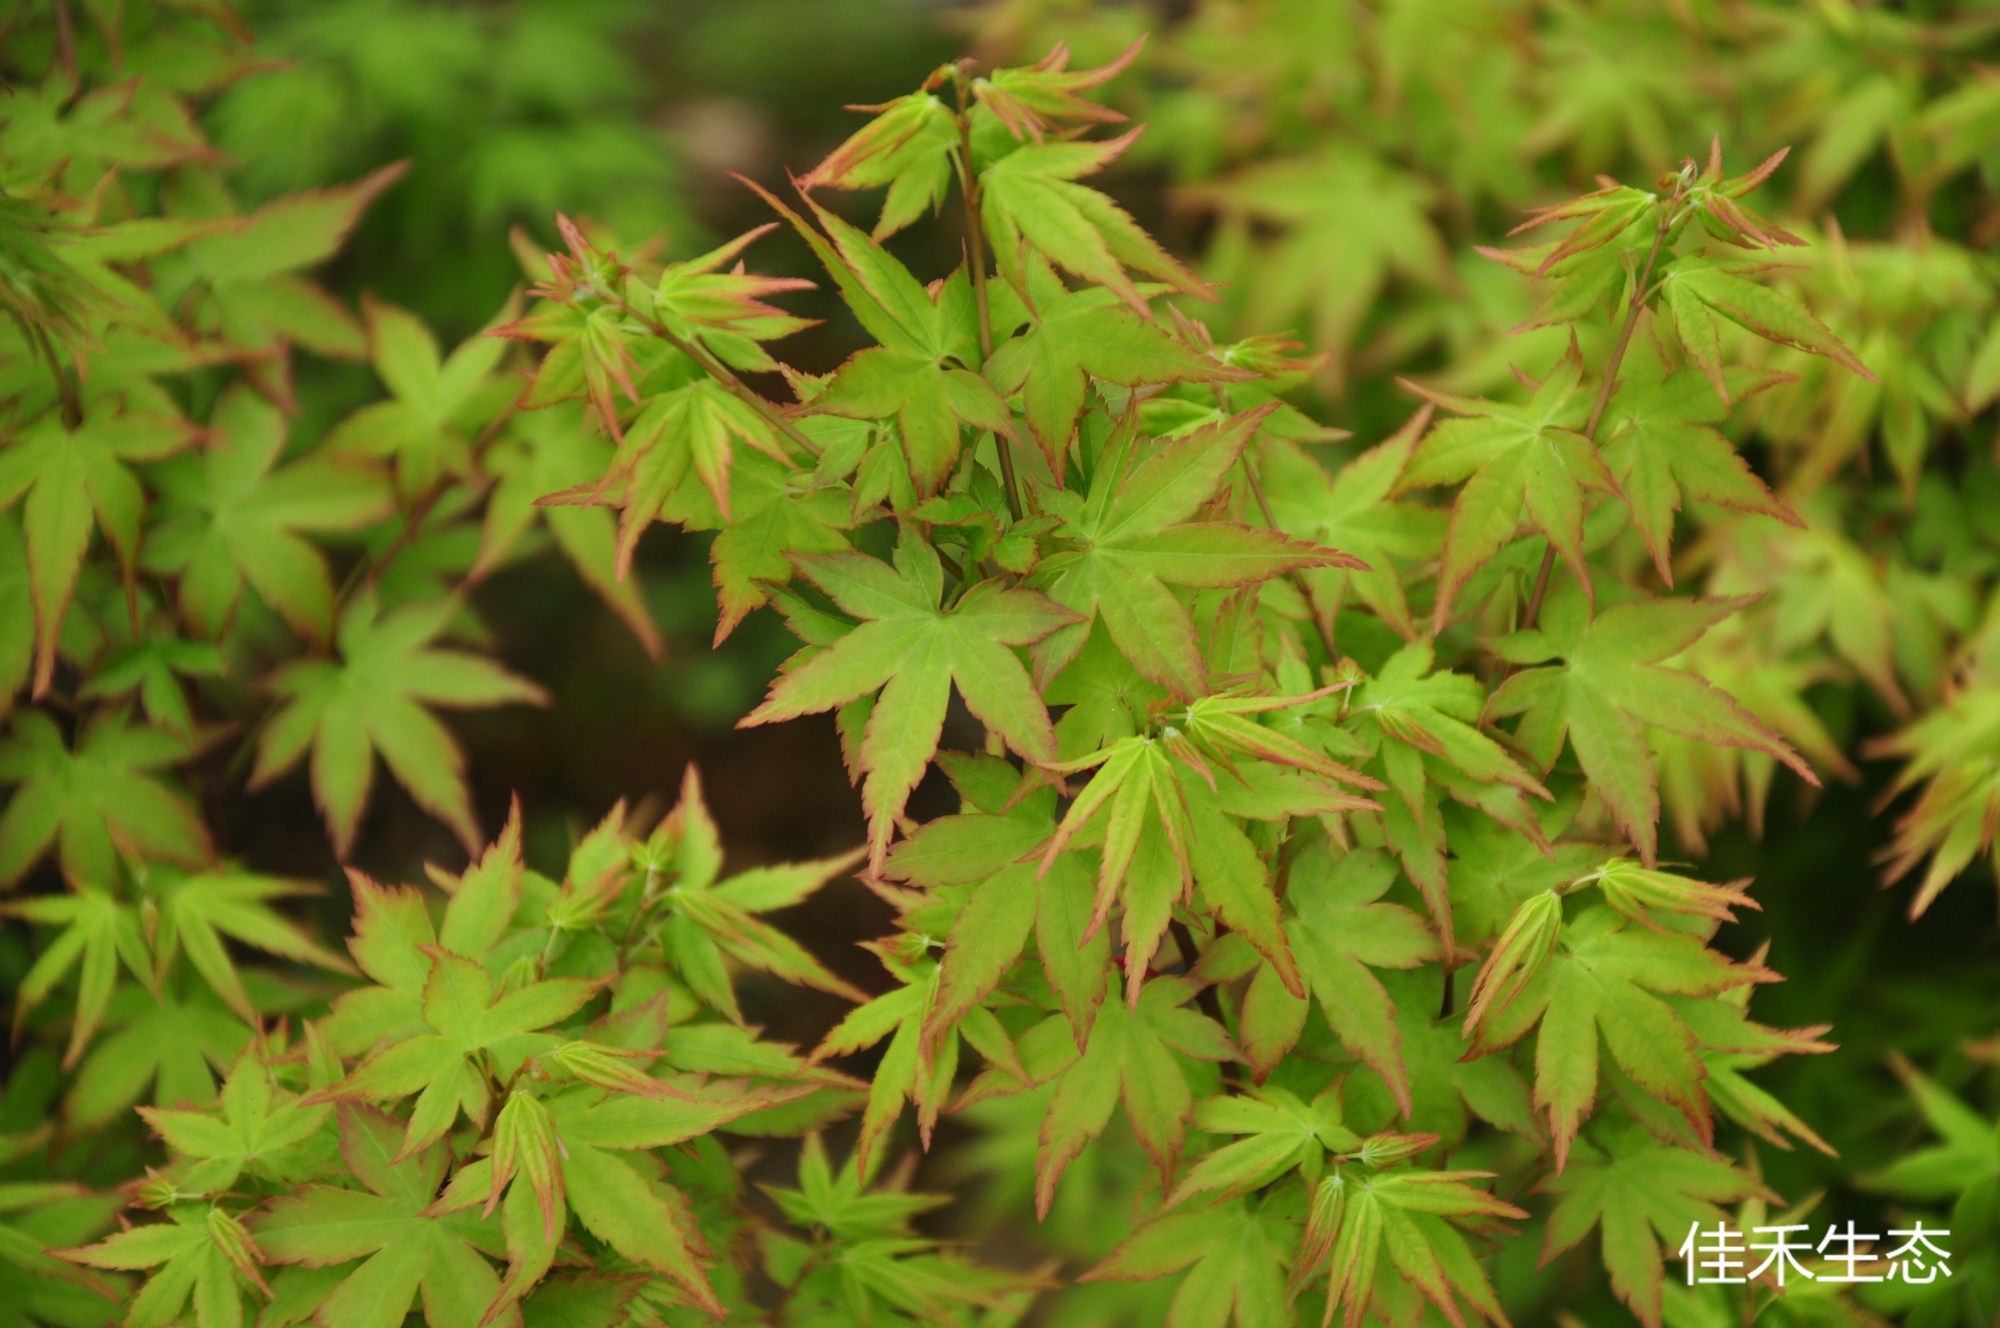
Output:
[
  {"left": 1598, "top": 354, "right": 1800, "bottom": 583},
  {"left": 1285, "top": 850, "right": 1440, "bottom": 1117},
  {"left": 1261, "top": 411, "right": 1446, "bottom": 637},
  {"left": 474, "top": 403, "right": 661, "bottom": 657},
  {"left": 886, "top": 758, "right": 1109, "bottom": 1043},
  {"left": 58, "top": 1204, "right": 266, "bottom": 1328},
  {"left": 1081, "top": 1195, "right": 1294, "bottom": 1328},
  {"left": 707, "top": 448, "right": 850, "bottom": 643},
  {"left": 1184, "top": 151, "right": 1450, "bottom": 388},
  {"left": 154, "top": 868, "right": 357, "bottom": 1021},
  {"left": 0, "top": 401, "right": 193, "bottom": 696},
  {"left": 2, "top": 886, "right": 147, "bottom": 1066},
  {"left": 1869, "top": 668, "right": 2000, "bottom": 917},
  {"left": 435, "top": 1079, "right": 807, "bottom": 1320},
  {"left": 251, "top": 1106, "right": 515, "bottom": 1328},
  {"left": 1659, "top": 256, "right": 1875, "bottom": 384},
  {"left": 1033, "top": 976, "right": 1234, "bottom": 1217},
  {"left": 985, "top": 276, "right": 1252, "bottom": 466},
  {"left": 742, "top": 532, "right": 1078, "bottom": 867},
  {"left": 140, "top": 1045, "right": 333, "bottom": 1197},
  {"left": 1462, "top": 902, "right": 1765, "bottom": 1167},
  {"left": 1296, "top": 1165, "right": 1525, "bottom": 1328},
  {"left": 642, "top": 767, "right": 866, "bottom": 1022},
  {"left": 1540, "top": 1124, "right": 1768, "bottom": 1328},
  {"left": 1033, "top": 407, "right": 1362, "bottom": 697},
  {"left": 320, "top": 811, "right": 533, "bottom": 1054},
  {"left": 1350, "top": 641, "right": 1551, "bottom": 819},
  {"left": 67, "top": 980, "right": 249, "bottom": 1129},
  {"left": 324, "top": 296, "right": 518, "bottom": 503},
  {"left": 78, "top": 636, "right": 226, "bottom": 740},
  {"left": 1166, "top": 1088, "right": 1359, "bottom": 1209},
  {"left": 145, "top": 385, "right": 394, "bottom": 644},
  {"left": 797, "top": 89, "right": 959, "bottom": 242},
  {"left": 0, "top": 709, "right": 211, "bottom": 890},
  {"left": 1485, "top": 585, "right": 1818, "bottom": 866},
  {"left": 175, "top": 163, "right": 408, "bottom": 366},
  {"left": 754, "top": 182, "right": 1004, "bottom": 499},
  {"left": 250, "top": 593, "right": 547, "bottom": 858},
  {"left": 1397, "top": 343, "right": 1619, "bottom": 630},
  {"left": 317, "top": 947, "right": 599, "bottom": 1158},
  {"left": 981, "top": 129, "right": 1213, "bottom": 315}
]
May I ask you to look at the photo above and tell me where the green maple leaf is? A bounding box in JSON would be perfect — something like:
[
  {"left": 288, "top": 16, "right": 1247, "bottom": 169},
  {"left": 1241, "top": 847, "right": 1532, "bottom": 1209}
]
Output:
[
  {"left": 1866, "top": 1058, "right": 2000, "bottom": 1208},
  {"left": 79, "top": 636, "right": 226, "bottom": 738},
  {"left": 1034, "top": 407, "right": 1362, "bottom": 697},
  {"left": 140, "top": 1045, "right": 333, "bottom": 1195},
  {"left": 1398, "top": 345, "right": 1620, "bottom": 630},
  {"left": 743, "top": 533, "right": 1078, "bottom": 866},
  {"left": 58, "top": 1204, "right": 266, "bottom": 1328},
  {"left": 0, "top": 709, "right": 210, "bottom": 889},
  {"left": 1081, "top": 1195, "right": 1295, "bottom": 1328},
  {"left": 320, "top": 813, "right": 530, "bottom": 1054},
  {"left": 1486, "top": 585, "right": 1818, "bottom": 866},
  {"left": 250, "top": 593, "right": 547, "bottom": 857},
  {"left": 706, "top": 448, "right": 849, "bottom": 643},
  {"left": 322, "top": 946, "right": 599, "bottom": 1157},
  {"left": 1286, "top": 849, "right": 1441, "bottom": 1117},
  {"left": 252, "top": 1105, "right": 514, "bottom": 1328},
  {"left": 1599, "top": 357, "right": 1800, "bottom": 583},
  {"left": 441, "top": 1080, "right": 811, "bottom": 1318},
  {"left": 587, "top": 376, "right": 787, "bottom": 548},
  {"left": 326, "top": 296, "right": 517, "bottom": 503},
  {"left": 145, "top": 385, "right": 394, "bottom": 645},
  {"left": 985, "top": 277, "right": 1251, "bottom": 465},
  {"left": 1351, "top": 641, "right": 1552, "bottom": 821},
  {"left": 763, "top": 1134, "right": 945, "bottom": 1241},
  {"left": 2, "top": 885, "right": 147, "bottom": 1066},
  {"left": 1186, "top": 150, "right": 1449, "bottom": 388},
  {"left": 1441, "top": 801, "right": 1598, "bottom": 949},
  {"left": 1541, "top": 1125, "right": 1767, "bottom": 1328},
  {"left": 1464, "top": 902, "right": 1762, "bottom": 1166},
  {"left": 474, "top": 404, "right": 659, "bottom": 657},
  {"left": 809, "top": 948, "right": 984, "bottom": 1177},
  {"left": 981, "top": 130, "right": 1213, "bottom": 315},
  {"left": 0, "top": 1162, "right": 121, "bottom": 1324},
  {"left": 1299, "top": 1164, "right": 1525, "bottom": 1328},
  {"left": 1035, "top": 975, "right": 1234, "bottom": 1217},
  {"left": 1167, "top": 1087, "right": 1359, "bottom": 1209},
  {"left": 67, "top": 980, "right": 248, "bottom": 1129},
  {"left": 886, "top": 759, "right": 1109, "bottom": 1043},
  {"left": 757, "top": 184, "right": 1004, "bottom": 499},
  {"left": 640, "top": 767, "right": 865, "bottom": 1022},
  {"left": 1261, "top": 415, "right": 1446, "bottom": 637},
  {"left": 174, "top": 164, "right": 407, "bottom": 362},
  {"left": 799, "top": 90, "right": 958, "bottom": 241},
  {"left": 1660, "top": 256, "right": 1874, "bottom": 383},
  {"left": 0, "top": 402, "right": 192, "bottom": 695},
  {"left": 1874, "top": 668, "right": 2000, "bottom": 917},
  {"left": 1347, "top": 970, "right": 1538, "bottom": 1149},
  {"left": 154, "top": 868, "right": 357, "bottom": 1021}
]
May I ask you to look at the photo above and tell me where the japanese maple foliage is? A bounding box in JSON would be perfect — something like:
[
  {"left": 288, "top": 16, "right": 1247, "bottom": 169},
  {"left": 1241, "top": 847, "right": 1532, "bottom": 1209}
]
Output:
[{"left": 7, "top": 4, "right": 1997, "bottom": 1328}]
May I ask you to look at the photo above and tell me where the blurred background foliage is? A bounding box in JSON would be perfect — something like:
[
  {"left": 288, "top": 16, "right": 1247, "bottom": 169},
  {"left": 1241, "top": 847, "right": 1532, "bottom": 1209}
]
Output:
[{"left": 4, "top": 0, "right": 2000, "bottom": 1323}]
